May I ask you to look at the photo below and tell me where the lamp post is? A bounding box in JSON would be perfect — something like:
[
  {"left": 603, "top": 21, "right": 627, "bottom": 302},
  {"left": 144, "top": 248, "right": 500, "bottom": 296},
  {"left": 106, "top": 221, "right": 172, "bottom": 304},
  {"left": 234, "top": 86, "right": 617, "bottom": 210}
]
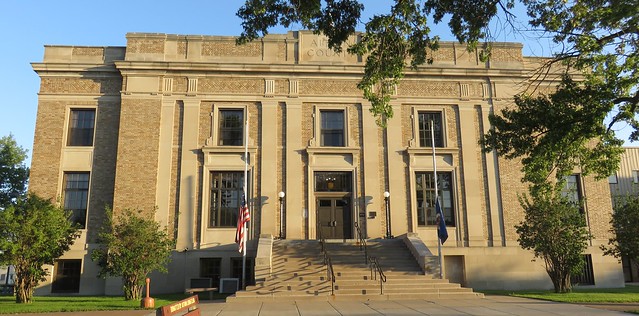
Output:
[
  {"left": 384, "top": 191, "right": 392, "bottom": 238},
  {"left": 278, "top": 191, "right": 285, "bottom": 239}
]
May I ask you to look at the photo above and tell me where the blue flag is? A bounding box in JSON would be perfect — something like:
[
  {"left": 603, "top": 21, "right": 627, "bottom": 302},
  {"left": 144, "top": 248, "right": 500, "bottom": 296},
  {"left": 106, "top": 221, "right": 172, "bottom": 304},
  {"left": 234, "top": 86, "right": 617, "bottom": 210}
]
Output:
[{"left": 435, "top": 198, "right": 448, "bottom": 244}]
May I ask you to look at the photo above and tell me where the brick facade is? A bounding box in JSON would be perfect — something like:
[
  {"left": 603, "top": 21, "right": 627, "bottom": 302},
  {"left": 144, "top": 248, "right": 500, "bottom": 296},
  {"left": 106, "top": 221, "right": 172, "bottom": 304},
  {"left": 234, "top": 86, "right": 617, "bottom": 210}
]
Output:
[{"left": 29, "top": 31, "right": 623, "bottom": 295}]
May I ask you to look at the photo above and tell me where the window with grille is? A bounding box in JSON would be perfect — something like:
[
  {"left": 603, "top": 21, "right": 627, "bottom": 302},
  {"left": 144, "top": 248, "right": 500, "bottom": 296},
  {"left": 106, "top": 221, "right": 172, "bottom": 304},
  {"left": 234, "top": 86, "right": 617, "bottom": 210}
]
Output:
[
  {"left": 67, "top": 109, "right": 95, "bottom": 146},
  {"left": 571, "top": 254, "right": 595, "bottom": 285},
  {"left": 231, "top": 257, "right": 255, "bottom": 286},
  {"left": 562, "top": 174, "right": 584, "bottom": 213},
  {"left": 52, "top": 259, "right": 81, "bottom": 293},
  {"left": 218, "top": 109, "right": 244, "bottom": 146},
  {"left": 63, "top": 172, "right": 90, "bottom": 228},
  {"left": 210, "top": 171, "right": 245, "bottom": 227},
  {"left": 416, "top": 172, "right": 455, "bottom": 227},
  {"left": 320, "top": 110, "right": 345, "bottom": 147},
  {"left": 199, "top": 258, "right": 221, "bottom": 288},
  {"left": 417, "top": 112, "right": 443, "bottom": 147}
]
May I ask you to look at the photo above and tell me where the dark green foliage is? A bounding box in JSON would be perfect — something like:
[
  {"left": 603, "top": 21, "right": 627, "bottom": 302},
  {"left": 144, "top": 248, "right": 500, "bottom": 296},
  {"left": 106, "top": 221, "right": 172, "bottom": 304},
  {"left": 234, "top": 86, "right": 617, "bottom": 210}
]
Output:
[
  {"left": 0, "top": 194, "right": 80, "bottom": 303},
  {"left": 516, "top": 187, "right": 591, "bottom": 293},
  {"left": 0, "top": 134, "right": 29, "bottom": 209},
  {"left": 484, "top": 75, "right": 624, "bottom": 187},
  {"left": 237, "top": 0, "right": 363, "bottom": 52},
  {"left": 91, "top": 208, "right": 174, "bottom": 300},
  {"left": 602, "top": 195, "right": 639, "bottom": 262}
]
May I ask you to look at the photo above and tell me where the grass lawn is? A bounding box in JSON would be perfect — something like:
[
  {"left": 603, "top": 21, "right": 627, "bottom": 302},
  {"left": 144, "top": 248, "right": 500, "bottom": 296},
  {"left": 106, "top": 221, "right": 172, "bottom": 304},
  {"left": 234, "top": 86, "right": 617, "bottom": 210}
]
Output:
[
  {"left": 0, "top": 293, "right": 224, "bottom": 314},
  {"left": 481, "top": 285, "right": 639, "bottom": 313}
]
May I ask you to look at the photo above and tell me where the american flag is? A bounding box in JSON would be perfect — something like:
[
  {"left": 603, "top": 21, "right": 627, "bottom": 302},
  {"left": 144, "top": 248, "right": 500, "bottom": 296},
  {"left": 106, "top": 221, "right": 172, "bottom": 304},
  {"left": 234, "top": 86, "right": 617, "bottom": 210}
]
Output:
[{"left": 235, "top": 191, "right": 250, "bottom": 253}]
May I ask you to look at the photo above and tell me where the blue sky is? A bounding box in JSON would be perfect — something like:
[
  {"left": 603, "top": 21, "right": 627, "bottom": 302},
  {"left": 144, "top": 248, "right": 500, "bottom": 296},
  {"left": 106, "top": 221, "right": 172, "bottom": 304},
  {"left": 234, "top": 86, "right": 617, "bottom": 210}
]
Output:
[{"left": 1, "top": 1, "right": 634, "bottom": 166}]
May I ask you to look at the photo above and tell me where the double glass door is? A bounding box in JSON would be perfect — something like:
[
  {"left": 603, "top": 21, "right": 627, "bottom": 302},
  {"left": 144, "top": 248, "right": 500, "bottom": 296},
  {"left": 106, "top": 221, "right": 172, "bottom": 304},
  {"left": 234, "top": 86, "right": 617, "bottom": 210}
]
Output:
[{"left": 317, "top": 197, "right": 352, "bottom": 239}]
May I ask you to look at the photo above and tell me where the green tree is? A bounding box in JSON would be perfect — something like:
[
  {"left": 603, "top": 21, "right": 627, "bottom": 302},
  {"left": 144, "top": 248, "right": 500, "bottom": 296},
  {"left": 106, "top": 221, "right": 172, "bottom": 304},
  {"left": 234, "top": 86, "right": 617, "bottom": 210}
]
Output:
[
  {"left": 601, "top": 195, "right": 639, "bottom": 263},
  {"left": 516, "top": 186, "right": 591, "bottom": 293},
  {"left": 237, "top": 0, "right": 638, "bottom": 134},
  {"left": 91, "top": 208, "right": 174, "bottom": 300},
  {"left": 0, "top": 194, "right": 80, "bottom": 303},
  {"left": 0, "top": 134, "right": 29, "bottom": 209},
  {"left": 483, "top": 75, "right": 624, "bottom": 187}
]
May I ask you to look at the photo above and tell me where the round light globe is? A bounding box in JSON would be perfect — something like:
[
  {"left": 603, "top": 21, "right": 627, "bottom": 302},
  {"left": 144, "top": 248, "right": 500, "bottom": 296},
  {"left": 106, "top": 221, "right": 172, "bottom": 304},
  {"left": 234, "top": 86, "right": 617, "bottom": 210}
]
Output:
[
  {"left": 383, "top": 191, "right": 390, "bottom": 198},
  {"left": 278, "top": 191, "right": 285, "bottom": 198}
]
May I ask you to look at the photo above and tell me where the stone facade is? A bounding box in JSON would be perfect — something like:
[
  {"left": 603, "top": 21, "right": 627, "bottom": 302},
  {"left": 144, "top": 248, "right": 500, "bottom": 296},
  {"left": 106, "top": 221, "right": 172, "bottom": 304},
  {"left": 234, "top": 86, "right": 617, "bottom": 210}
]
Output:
[{"left": 29, "top": 31, "right": 624, "bottom": 295}]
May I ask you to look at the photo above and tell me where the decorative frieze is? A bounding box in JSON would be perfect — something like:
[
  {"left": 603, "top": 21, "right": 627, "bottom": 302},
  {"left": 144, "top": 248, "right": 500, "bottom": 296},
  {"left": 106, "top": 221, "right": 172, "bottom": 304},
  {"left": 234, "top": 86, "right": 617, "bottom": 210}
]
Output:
[{"left": 299, "top": 79, "right": 360, "bottom": 96}]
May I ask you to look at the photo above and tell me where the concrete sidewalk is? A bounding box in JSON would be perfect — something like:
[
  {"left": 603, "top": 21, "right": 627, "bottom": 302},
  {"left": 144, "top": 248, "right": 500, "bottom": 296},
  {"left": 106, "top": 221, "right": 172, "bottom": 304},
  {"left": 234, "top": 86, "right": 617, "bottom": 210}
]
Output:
[
  {"left": 142, "top": 296, "right": 632, "bottom": 315},
  {"left": 12, "top": 296, "right": 633, "bottom": 315}
]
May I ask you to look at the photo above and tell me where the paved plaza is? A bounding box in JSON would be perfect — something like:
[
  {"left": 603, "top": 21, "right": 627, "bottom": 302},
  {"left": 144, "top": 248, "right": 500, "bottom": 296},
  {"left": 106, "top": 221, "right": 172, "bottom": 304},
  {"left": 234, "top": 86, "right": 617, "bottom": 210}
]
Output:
[{"left": 11, "top": 296, "right": 636, "bottom": 315}]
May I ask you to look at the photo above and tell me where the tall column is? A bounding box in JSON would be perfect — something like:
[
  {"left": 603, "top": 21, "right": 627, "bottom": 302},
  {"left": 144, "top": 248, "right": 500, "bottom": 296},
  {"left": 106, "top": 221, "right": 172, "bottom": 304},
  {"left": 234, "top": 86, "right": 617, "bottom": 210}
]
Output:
[
  {"left": 458, "top": 104, "right": 485, "bottom": 247},
  {"left": 260, "top": 100, "right": 278, "bottom": 237},
  {"left": 361, "top": 103, "right": 383, "bottom": 238},
  {"left": 386, "top": 104, "right": 407, "bottom": 236},
  {"left": 285, "top": 100, "right": 304, "bottom": 239},
  {"left": 155, "top": 99, "right": 176, "bottom": 227},
  {"left": 481, "top": 104, "right": 504, "bottom": 246},
  {"left": 176, "top": 99, "right": 200, "bottom": 250}
]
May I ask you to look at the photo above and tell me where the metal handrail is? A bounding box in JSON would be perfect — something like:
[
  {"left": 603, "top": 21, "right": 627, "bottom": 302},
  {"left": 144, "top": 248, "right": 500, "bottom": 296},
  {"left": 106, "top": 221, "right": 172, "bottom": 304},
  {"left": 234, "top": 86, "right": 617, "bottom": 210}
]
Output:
[
  {"left": 318, "top": 228, "right": 336, "bottom": 295},
  {"left": 369, "top": 256, "right": 387, "bottom": 294},
  {"left": 354, "top": 222, "right": 368, "bottom": 264}
]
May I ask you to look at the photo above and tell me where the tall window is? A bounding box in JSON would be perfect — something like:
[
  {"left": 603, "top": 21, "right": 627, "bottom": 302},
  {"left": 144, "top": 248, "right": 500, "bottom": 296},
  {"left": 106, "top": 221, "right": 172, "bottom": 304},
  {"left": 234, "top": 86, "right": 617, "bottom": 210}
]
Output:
[
  {"left": 51, "top": 259, "right": 81, "bottom": 293},
  {"left": 210, "top": 171, "right": 245, "bottom": 227},
  {"left": 231, "top": 257, "right": 255, "bottom": 286},
  {"left": 63, "top": 172, "right": 90, "bottom": 228},
  {"left": 320, "top": 110, "right": 345, "bottom": 147},
  {"left": 415, "top": 172, "right": 455, "bottom": 226},
  {"left": 218, "top": 109, "right": 244, "bottom": 146},
  {"left": 200, "top": 258, "right": 221, "bottom": 288},
  {"left": 418, "top": 112, "right": 443, "bottom": 147},
  {"left": 562, "top": 174, "right": 583, "bottom": 212},
  {"left": 67, "top": 109, "right": 95, "bottom": 146}
]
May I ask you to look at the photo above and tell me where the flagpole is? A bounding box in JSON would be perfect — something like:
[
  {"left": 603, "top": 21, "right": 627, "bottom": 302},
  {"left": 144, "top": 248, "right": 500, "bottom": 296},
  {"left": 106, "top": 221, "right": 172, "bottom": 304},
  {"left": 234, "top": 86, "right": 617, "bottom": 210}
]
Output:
[
  {"left": 431, "top": 120, "right": 443, "bottom": 279},
  {"left": 242, "top": 116, "right": 249, "bottom": 290}
]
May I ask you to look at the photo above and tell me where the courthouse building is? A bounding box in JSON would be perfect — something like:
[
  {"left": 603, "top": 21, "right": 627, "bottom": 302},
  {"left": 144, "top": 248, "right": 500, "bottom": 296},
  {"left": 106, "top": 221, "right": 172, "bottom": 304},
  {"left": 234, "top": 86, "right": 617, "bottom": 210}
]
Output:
[{"left": 29, "top": 31, "right": 624, "bottom": 295}]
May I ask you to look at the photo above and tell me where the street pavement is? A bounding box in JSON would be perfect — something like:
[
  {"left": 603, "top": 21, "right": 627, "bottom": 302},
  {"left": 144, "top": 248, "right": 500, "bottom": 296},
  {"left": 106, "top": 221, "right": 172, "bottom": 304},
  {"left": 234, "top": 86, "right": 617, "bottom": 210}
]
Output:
[{"left": 9, "top": 296, "right": 636, "bottom": 315}]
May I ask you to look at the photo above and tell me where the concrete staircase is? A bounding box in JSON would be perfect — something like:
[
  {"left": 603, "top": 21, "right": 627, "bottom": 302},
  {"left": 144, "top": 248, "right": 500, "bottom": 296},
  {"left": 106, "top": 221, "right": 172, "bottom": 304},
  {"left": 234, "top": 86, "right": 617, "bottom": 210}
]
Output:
[{"left": 227, "top": 238, "right": 483, "bottom": 302}]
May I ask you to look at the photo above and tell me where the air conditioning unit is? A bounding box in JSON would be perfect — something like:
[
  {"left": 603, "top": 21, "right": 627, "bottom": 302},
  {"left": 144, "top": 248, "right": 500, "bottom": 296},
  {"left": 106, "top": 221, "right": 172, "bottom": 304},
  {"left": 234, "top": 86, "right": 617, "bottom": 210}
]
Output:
[{"left": 219, "top": 278, "right": 239, "bottom": 293}]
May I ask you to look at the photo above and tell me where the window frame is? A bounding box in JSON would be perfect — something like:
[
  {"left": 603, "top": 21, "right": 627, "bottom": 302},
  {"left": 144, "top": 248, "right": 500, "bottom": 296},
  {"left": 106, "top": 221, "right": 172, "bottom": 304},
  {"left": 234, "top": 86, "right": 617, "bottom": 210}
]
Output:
[
  {"left": 414, "top": 171, "right": 456, "bottom": 227},
  {"left": 211, "top": 105, "right": 247, "bottom": 147},
  {"left": 312, "top": 105, "right": 350, "bottom": 148},
  {"left": 199, "top": 258, "right": 221, "bottom": 288},
  {"left": 209, "top": 171, "right": 247, "bottom": 228},
  {"left": 66, "top": 108, "right": 96, "bottom": 147},
  {"left": 562, "top": 174, "right": 584, "bottom": 213},
  {"left": 51, "top": 259, "right": 82, "bottom": 293},
  {"left": 410, "top": 107, "right": 447, "bottom": 148},
  {"left": 62, "top": 172, "right": 90, "bottom": 229}
]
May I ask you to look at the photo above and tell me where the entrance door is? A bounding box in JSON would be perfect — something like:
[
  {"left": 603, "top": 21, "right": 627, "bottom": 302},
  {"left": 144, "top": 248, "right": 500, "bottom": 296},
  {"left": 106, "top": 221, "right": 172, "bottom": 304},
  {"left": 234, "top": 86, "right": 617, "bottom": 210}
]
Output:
[{"left": 317, "top": 197, "right": 352, "bottom": 239}]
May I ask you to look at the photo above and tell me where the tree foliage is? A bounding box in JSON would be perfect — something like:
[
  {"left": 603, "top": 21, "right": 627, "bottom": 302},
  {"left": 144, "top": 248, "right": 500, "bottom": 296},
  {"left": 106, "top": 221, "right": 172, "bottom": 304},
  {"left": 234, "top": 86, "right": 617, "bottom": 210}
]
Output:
[
  {"left": 0, "top": 194, "right": 80, "bottom": 303},
  {"left": 237, "top": 0, "right": 639, "bottom": 139},
  {"left": 516, "top": 187, "right": 591, "bottom": 293},
  {"left": 601, "top": 195, "right": 639, "bottom": 262},
  {"left": 484, "top": 75, "right": 625, "bottom": 186},
  {"left": 91, "top": 208, "right": 174, "bottom": 300},
  {"left": 0, "top": 134, "right": 29, "bottom": 209}
]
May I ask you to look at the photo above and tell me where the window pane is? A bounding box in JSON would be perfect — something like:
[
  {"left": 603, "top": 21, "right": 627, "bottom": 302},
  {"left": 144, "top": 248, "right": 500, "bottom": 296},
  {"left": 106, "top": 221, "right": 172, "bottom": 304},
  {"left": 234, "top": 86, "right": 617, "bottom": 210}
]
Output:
[
  {"left": 418, "top": 112, "right": 443, "bottom": 147},
  {"left": 314, "top": 171, "right": 352, "bottom": 192},
  {"left": 320, "top": 110, "right": 345, "bottom": 147},
  {"left": 63, "top": 172, "right": 89, "bottom": 228},
  {"left": 67, "top": 109, "right": 95, "bottom": 146},
  {"left": 416, "top": 172, "right": 455, "bottom": 227},
  {"left": 562, "top": 174, "right": 583, "bottom": 211},
  {"left": 200, "top": 258, "right": 221, "bottom": 288},
  {"left": 218, "top": 110, "right": 244, "bottom": 146},
  {"left": 210, "top": 171, "right": 245, "bottom": 227}
]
